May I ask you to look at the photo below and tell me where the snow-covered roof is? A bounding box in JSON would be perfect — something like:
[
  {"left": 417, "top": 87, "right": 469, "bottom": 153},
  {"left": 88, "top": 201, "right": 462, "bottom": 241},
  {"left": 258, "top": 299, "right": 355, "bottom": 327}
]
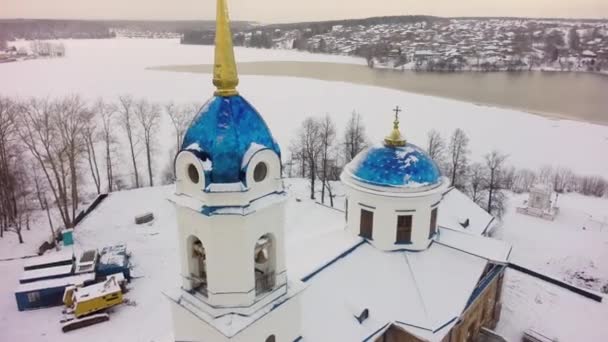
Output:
[
  {"left": 435, "top": 227, "right": 511, "bottom": 263},
  {"left": 298, "top": 242, "right": 489, "bottom": 341},
  {"left": 23, "top": 249, "right": 73, "bottom": 269},
  {"left": 74, "top": 275, "right": 122, "bottom": 301},
  {"left": 438, "top": 187, "right": 495, "bottom": 235},
  {"left": 16, "top": 273, "right": 95, "bottom": 293},
  {"left": 19, "top": 264, "right": 73, "bottom": 283}
]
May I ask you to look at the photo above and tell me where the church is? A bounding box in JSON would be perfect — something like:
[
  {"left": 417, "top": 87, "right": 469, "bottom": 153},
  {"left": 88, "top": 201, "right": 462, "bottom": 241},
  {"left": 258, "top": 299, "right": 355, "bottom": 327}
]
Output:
[{"left": 165, "top": 0, "right": 511, "bottom": 341}]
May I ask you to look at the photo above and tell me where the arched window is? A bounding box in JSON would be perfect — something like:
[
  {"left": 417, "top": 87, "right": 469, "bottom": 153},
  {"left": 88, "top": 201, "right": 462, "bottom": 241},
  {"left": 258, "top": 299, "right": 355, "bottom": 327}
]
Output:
[
  {"left": 265, "top": 335, "right": 276, "bottom": 342},
  {"left": 254, "top": 234, "right": 276, "bottom": 296},
  {"left": 187, "top": 236, "right": 207, "bottom": 296}
]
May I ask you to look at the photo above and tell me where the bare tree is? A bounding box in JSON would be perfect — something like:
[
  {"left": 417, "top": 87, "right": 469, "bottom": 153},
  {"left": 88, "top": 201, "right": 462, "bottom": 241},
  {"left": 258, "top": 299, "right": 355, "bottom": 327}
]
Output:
[
  {"left": 166, "top": 102, "right": 198, "bottom": 153},
  {"left": 484, "top": 150, "right": 508, "bottom": 217},
  {"left": 448, "top": 128, "right": 470, "bottom": 190},
  {"left": 342, "top": 111, "right": 368, "bottom": 163},
  {"left": 84, "top": 111, "right": 101, "bottom": 194},
  {"left": 135, "top": 98, "right": 161, "bottom": 187},
  {"left": 318, "top": 115, "right": 336, "bottom": 206},
  {"left": 18, "top": 98, "right": 65, "bottom": 227},
  {"left": 98, "top": 99, "right": 117, "bottom": 192},
  {"left": 292, "top": 117, "right": 322, "bottom": 200},
  {"left": 512, "top": 168, "right": 537, "bottom": 193},
  {"left": 467, "top": 163, "right": 486, "bottom": 205},
  {"left": 55, "top": 95, "right": 90, "bottom": 221},
  {"left": 118, "top": 95, "right": 140, "bottom": 188},
  {"left": 0, "top": 96, "right": 18, "bottom": 238},
  {"left": 426, "top": 129, "right": 446, "bottom": 165}
]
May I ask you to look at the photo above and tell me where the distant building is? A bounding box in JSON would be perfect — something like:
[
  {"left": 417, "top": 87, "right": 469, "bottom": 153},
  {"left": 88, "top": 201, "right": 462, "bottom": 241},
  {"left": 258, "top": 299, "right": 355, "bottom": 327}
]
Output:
[{"left": 517, "top": 184, "right": 559, "bottom": 220}]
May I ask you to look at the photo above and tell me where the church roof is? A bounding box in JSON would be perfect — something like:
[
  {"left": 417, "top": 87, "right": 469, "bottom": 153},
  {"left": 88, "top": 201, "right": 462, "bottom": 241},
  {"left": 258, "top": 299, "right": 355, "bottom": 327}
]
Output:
[
  {"left": 181, "top": 95, "right": 281, "bottom": 184},
  {"left": 344, "top": 143, "right": 442, "bottom": 189}
]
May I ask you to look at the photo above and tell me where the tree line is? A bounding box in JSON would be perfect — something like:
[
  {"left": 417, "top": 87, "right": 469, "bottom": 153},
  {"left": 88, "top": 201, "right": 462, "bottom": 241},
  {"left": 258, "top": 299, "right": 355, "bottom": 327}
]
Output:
[
  {"left": 288, "top": 114, "right": 607, "bottom": 219},
  {"left": 0, "top": 94, "right": 200, "bottom": 244}
]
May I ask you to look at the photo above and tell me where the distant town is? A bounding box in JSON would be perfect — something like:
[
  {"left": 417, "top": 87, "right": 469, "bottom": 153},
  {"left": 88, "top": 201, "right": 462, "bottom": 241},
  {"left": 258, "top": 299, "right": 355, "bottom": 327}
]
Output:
[
  {"left": 1, "top": 16, "right": 608, "bottom": 73},
  {"left": 186, "top": 16, "right": 608, "bottom": 73}
]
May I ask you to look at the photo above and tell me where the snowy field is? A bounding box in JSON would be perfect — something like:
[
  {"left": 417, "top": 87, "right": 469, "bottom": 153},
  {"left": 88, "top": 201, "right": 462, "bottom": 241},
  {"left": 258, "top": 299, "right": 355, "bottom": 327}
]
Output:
[
  {"left": 494, "top": 193, "right": 608, "bottom": 341},
  {"left": 1, "top": 38, "right": 607, "bottom": 187}
]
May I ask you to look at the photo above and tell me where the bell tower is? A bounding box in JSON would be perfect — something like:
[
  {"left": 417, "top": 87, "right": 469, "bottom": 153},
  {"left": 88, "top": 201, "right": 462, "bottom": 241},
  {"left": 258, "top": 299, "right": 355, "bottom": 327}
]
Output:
[{"left": 165, "top": 0, "right": 302, "bottom": 341}]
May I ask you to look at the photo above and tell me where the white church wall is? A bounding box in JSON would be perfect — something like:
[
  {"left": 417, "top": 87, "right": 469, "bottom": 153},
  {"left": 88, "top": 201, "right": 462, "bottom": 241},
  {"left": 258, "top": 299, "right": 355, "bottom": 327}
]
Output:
[
  {"left": 170, "top": 291, "right": 302, "bottom": 342},
  {"left": 344, "top": 182, "right": 446, "bottom": 251}
]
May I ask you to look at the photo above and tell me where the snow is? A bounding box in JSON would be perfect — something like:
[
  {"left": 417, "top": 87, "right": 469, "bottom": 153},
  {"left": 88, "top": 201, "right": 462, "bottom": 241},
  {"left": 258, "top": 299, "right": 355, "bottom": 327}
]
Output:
[
  {"left": 241, "top": 142, "right": 268, "bottom": 169},
  {"left": 435, "top": 227, "right": 511, "bottom": 263},
  {"left": 16, "top": 273, "right": 95, "bottom": 293},
  {"left": 298, "top": 242, "right": 488, "bottom": 342},
  {"left": 204, "top": 182, "right": 247, "bottom": 193},
  {"left": 19, "top": 264, "right": 74, "bottom": 283},
  {"left": 0, "top": 38, "right": 606, "bottom": 190},
  {"left": 74, "top": 275, "right": 122, "bottom": 301},
  {"left": 495, "top": 193, "right": 608, "bottom": 293},
  {"left": 0, "top": 37, "right": 606, "bottom": 340},
  {"left": 438, "top": 187, "right": 495, "bottom": 235},
  {"left": 493, "top": 192, "right": 608, "bottom": 341},
  {"left": 23, "top": 249, "right": 73, "bottom": 269},
  {"left": 184, "top": 142, "right": 202, "bottom": 152},
  {"left": 497, "top": 268, "right": 608, "bottom": 342}
]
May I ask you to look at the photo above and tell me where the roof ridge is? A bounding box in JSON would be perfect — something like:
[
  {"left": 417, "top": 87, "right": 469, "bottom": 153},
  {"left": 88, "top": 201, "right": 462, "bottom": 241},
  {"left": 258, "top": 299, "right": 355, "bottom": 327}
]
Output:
[{"left": 402, "top": 252, "right": 432, "bottom": 326}]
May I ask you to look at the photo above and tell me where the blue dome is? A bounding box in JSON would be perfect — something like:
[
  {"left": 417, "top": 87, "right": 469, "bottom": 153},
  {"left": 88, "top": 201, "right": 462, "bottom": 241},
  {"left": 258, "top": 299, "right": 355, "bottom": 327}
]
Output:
[
  {"left": 181, "top": 95, "right": 281, "bottom": 184},
  {"left": 347, "top": 143, "right": 441, "bottom": 188}
]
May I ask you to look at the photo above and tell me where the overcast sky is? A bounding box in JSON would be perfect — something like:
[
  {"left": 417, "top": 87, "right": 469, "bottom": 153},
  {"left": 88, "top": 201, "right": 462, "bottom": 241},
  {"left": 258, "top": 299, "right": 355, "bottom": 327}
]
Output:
[{"left": 2, "top": 0, "right": 607, "bottom": 22}]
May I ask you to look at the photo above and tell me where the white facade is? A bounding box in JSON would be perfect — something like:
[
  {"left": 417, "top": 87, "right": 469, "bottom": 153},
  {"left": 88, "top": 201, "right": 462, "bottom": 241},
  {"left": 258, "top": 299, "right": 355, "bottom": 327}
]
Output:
[
  {"left": 516, "top": 184, "right": 559, "bottom": 221},
  {"left": 168, "top": 146, "right": 302, "bottom": 341},
  {"left": 341, "top": 173, "right": 450, "bottom": 251}
]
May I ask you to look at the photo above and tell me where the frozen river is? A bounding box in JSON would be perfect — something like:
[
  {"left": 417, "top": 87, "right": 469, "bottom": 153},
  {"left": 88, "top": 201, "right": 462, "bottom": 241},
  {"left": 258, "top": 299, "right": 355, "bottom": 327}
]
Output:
[{"left": 155, "top": 61, "right": 608, "bottom": 126}]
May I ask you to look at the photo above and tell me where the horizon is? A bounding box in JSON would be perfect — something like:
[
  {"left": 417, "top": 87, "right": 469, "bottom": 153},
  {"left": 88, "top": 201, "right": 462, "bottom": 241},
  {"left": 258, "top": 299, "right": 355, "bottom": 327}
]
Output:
[
  {"left": 2, "top": 0, "right": 608, "bottom": 23},
  {"left": 1, "top": 14, "right": 607, "bottom": 25}
]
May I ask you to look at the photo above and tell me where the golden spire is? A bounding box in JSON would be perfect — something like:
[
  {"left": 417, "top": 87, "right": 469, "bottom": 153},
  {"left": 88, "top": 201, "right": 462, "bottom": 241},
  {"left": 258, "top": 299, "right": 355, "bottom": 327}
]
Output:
[
  {"left": 213, "top": 0, "right": 239, "bottom": 97},
  {"left": 384, "top": 106, "right": 406, "bottom": 147}
]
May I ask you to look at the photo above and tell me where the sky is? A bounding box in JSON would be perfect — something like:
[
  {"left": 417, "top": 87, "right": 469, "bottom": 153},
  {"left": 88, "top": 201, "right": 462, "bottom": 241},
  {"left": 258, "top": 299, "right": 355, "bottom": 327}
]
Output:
[{"left": 1, "top": 0, "right": 607, "bottom": 22}]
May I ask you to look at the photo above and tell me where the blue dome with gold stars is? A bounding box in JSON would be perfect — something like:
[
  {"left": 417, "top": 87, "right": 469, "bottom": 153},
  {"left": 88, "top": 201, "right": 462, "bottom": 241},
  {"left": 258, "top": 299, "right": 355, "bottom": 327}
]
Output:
[{"left": 345, "top": 143, "right": 442, "bottom": 189}]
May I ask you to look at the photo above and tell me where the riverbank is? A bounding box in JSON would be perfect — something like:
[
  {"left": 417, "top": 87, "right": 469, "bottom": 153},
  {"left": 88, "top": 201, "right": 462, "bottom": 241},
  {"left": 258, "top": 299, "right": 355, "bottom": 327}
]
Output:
[{"left": 150, "top": 61, "right": 608, "bottom": 127}]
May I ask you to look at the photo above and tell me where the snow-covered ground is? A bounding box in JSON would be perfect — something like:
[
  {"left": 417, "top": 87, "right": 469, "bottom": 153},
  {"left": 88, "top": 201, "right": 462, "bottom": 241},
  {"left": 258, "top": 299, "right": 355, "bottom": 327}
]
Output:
[
  {"left": 494, "top": 192, "right": 608, "bottom": 341},
  {"left": 0, "top": 179, "right": 607, "bottom": 341},
  {"left": 0, "top": 38, "right": 607, "bottom": 191}
]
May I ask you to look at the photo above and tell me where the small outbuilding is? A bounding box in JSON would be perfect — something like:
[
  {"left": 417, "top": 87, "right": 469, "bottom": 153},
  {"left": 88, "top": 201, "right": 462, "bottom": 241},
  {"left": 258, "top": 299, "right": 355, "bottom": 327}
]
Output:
[{"left": 517, "top": 184, "right": 559, "bottom": 220}]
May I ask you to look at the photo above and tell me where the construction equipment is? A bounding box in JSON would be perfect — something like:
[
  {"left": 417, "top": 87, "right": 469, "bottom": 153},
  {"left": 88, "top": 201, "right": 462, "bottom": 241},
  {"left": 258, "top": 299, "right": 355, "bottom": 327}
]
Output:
[{"left": 60, "top": 274, "right": 126, "bottom": 332}]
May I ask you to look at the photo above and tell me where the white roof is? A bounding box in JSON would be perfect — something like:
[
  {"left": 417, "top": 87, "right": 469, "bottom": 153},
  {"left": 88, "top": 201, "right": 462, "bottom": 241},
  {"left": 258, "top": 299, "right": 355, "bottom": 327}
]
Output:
[
  {"left": 298, "top": 242, "right": 488, "bottom": 341},
  {"left": 16, "top": 273, "right": 95, "bottom": 293},
  {"left": 74, "top": 275, "right": 122, "bottom": 301},
  {"left": 23, "top": 249, "right": 73, "bottom": 269},
  {"left": 435, "top": 227, "right": 512, "bottom": 263},
  {"left": 19, "top": 264, "right": 73, "bottom": 282},
  {"left": 438, "top": 188, "right": 495, "bottom": 235}
]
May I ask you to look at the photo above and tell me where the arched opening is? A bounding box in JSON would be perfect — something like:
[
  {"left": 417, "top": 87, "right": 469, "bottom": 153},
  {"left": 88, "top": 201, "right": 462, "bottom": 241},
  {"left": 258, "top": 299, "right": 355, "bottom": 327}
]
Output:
[
  {"left": 254, "top": 234, "right": 276, "bottom": 296},
  {"left": 187, "top": 236, "right": 207, "bottom": 296},
  {"left": 265, "top": 335, "right": 276, "bottom": 342}
]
